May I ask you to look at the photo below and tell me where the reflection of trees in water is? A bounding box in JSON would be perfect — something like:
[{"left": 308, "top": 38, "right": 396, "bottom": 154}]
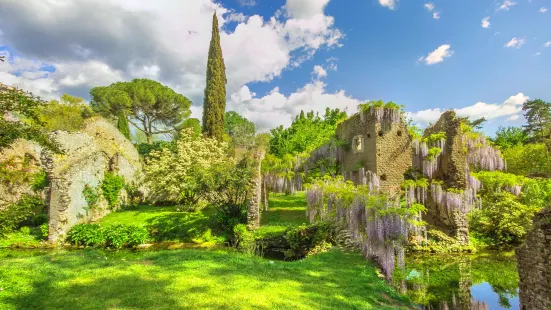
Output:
[{"left": 401, "top": 253, "right": 518, "bottom": 310}]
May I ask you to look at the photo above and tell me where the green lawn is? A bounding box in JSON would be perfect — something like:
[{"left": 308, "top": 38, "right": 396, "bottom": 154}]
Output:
[
  {"left": 0, "top": 193, "right": 412, "bottom": 309},
  {"left": 0, "top": 248, "right": 411, "bottom": 310},
  {"left": 258, "top": 192, "right": 309, "bottom": 237},
  {"left": 98, "top": 205, "right": 224, "bottom": 244}
]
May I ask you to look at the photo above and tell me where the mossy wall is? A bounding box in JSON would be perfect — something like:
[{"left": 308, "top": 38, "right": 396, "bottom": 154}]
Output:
[
  {"left": 516, "top": 207, "right": 551, "bottom": 310},
  {"left": 336, "top": 109, "right": 411, "bottom": 196}
]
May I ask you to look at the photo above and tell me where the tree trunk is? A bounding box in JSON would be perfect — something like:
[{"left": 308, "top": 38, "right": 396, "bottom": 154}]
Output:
[{"left": 247, "top": 150, "right": 265, "bottom": 230}]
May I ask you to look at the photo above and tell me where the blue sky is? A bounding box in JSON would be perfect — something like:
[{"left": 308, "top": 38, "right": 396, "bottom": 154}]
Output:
[{"left": 0, "top": 0, "right": 549, "bottom": 135}]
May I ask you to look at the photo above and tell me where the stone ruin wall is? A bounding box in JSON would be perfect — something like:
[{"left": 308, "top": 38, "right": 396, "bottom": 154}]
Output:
[
  {"left": 0, "top": 140, "right": 45, "bottom": 210},
  {"left": 336, "top": 109, "right": 412, "bottom": 196},
  {"left": 42, "top": 117, "right": 141, "bottom": 242},
  {"left": 516, "top": 207, "right": 551, "bottom": 310},
  {"left": 422, "top": 111, "right": 470, "bottom": 244}
]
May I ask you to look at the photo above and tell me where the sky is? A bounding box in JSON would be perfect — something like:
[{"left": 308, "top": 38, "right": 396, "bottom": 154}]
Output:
[{"left": 0, "top": 0, "right": 550, "bottom": 135}]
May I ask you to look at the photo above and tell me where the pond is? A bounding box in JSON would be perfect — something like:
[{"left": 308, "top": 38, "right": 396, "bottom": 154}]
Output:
[{"left": 398, "top": 251, "right": 519, "bottom": 310}]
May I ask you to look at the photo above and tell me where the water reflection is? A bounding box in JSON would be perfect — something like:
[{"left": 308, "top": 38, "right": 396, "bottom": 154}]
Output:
[{"left": 398, "top": 252, "right": 519, "bottom": 310}]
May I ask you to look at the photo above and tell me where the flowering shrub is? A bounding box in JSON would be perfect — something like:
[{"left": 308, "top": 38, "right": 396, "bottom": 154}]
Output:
[{"left": 144, "top": 128, "right": 229, "bottom": 206}]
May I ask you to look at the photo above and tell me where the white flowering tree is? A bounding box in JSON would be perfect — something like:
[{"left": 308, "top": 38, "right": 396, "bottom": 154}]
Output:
[{"left": 144, "top": 128, "right": 230, "bottom": 206}]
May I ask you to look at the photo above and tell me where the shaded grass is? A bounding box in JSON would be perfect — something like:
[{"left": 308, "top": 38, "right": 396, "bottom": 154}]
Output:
[
  {"left": 0, "top": 247, "right": 412, "bottom": 310},
  {"left": 98, "top": 205, "right": 224, "bottom": 243},
  {"left": 0, "top": 227, "right": 45, "bottom": 248}
]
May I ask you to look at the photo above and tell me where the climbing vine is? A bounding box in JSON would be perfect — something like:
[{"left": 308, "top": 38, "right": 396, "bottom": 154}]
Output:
[{"left": 101, "top": 172, "right": 125, "bottom": 210}]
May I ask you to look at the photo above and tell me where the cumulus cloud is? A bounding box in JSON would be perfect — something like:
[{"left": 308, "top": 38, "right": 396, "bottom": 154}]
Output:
[
  {"left": 418, "top": 44, "right": 453, "bottom": 65},
  {"left": 424, "top": 3, "right": 435, "bottom": 12},
  {"left": 497, "top": 0, "right": 516, "bottom": 11},
  {"left": 238, "top": 0, "right": 256, "bottom": 6},
  {"left": 533, "top": 52, "right": 541, "bottom": 56},
  {"left": 481, "top": 17, "right": 491, "bottom": 28},
  {"left": 0, "top": 0, "right": 343, "bottom": 113},
  {"left": 312, "top": 65, "right": 328, "bottom": 79},
  {"left": 379, "top": 0, "right": 397, "bottom": 10},
  {"left": 432, "top": 12, "right": 440, "bottom": 20},
  {"left": 544, "top": 41, "right": 551, "bottom": 47},
  {"left": 285, "top": 0, "right": 330, "bottom": 19},
  {"left": 539, "top": 7, "right": 548, "bottom": 13},
  {"left": 228, "top": 81, "right": 362, "bottom": 131},
  {"left": 505, "top": 37, "right": 526, "bottom": 48},
  {"left": 408, "top": 93, "right": 529, "bottom": 125}
]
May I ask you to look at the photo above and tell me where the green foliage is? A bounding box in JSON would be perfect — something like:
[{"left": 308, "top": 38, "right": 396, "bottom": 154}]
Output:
[
  {"left": 179, "top": 118, "right": 201, "bottom": 139},
  {"left": 31, "top": 169, "right": 48, "bottom": 191},
  {"left": 492, "top": 126, "right": 528, "bottom": 150},
  {"left": 144, "top": 128, "right": 230, "bottom": 206},
  {"left": 284, "top": 221, "right": 335, "bottom": 260},
  {"left": 519, "top": 178, "right": 551, "bottom": 209},
  {"left": 522, "top": 98, "right": 551, "bottom": 144},
  {"left": 82, "top": 184, "right": 101, "bottom": 211},
  {"left": 358, "top": 100, "right": 404, "bottom": 113},
  {"left": 0, "top": 85, "right": 60, "bottom": 152},
  {"left": 90, "top": 79, "right": 192, "bottom": 144},
  {"left": 116, "top": 110, "right": 130, "bottom": 139},
  {"left": 426, "top": 147, "right": 442, "bottom": 161},
  {"left": 502, "top": 143, "right": 551, "bottom": 177},
  {"left": 136, "top": 140, "right": 175, "bottom": 158},
  {"left": 0, "top": 194, "right": 46, "bottom": 235},
  {"left": 202, "top": 13, "right": 227, "bottom": 141},
  {"left": 101, "top": 172, "right": 125, "bottom": 210},
  {"left": 469, "top": 192, "right": 539, "bottom": 247},
  {"left": 471, "top": 171, "right": 525, "bottom": 194},
  {"left": 224, "top": 111, "right": 255, "bottom": 148},
  {"left": 67, "top": 224, "right": 149, "bottom": 248},
  {"left": 40, "top": 223, "right": 49, "bottom": 238},
  {"left": 37, "top": 94, "right": 94, "bottom": 132},
  {"left": 426, "top": 132, "right": 446, "bottom": 143},
  {"left": 269, "top": 108, "right": 346, "bottom": 158}
]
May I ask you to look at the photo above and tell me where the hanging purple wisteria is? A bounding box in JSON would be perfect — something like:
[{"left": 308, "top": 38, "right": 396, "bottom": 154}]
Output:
[{"left": 465, "top": 135, "right": 505, "bottom": 171}]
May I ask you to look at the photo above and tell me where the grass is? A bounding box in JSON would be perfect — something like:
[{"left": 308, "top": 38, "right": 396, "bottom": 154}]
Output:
[
  {"left": 98, "top": 205, "right": 224, "bottom": 244},
  {"left": 258, "top": 192, "right": 309, "bottom": 237},
  {"left": 0, "top": 248, "right": 412, "bottom": 310},
  {"left": 0, "top": 228, "right": 45, "bottom": 248}
]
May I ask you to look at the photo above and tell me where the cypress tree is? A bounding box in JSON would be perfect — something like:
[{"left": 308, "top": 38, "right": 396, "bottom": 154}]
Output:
[
  {"left": 202, "top": 12, "right": 227, "bottom": 141},
  {"left": 117, "top": 110, "right": 130, "bottom": 139}
]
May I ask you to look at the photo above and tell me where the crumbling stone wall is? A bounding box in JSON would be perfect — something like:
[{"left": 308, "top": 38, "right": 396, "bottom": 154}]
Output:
[
  {"left": 0, "top": 139, "right": 45, "bottom": 209},
  {"left": 516, "top": 207, "right": 551, "bottom": 310},
  {"left": 423, "top": 111, "right": 467, "bottom": 189},
  {"left": 336, "top": 109, "right": 411, "bottom": 196},
  {"left": 43, "top": 117, "right": 141, "bottom": 242}
]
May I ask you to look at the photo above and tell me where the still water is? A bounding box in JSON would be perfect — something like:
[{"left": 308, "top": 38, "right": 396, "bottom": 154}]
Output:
[{"left": 398, "top": 251, "right": 519, "bottom": 310}]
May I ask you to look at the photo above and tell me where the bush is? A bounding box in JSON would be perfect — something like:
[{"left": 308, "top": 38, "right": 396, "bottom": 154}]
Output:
[
  {"left": 0, "top": 194, "right": 46, "bottom": 235},
  {"left": 469, "top": 192, "right": 540, "bottom": 247},
  {"left": 66, "top": 224, "right": 149, "bottom": 248},
  {"left": 82, "top": 184, "right": 101, "bottom": 211},
  {"left": 214, "top": 202, "right": 248, "bottom": 242},
  {"left": 101, "top": 172, "right": 125, "bottom": 209},
  {"left": 284, "top": 222, "right": 335, "bottom": 260},
  {"left": 66, "top": 224, "right": 105, "bottom": 247}
]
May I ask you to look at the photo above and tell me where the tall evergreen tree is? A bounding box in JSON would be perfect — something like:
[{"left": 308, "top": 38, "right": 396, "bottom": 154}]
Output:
[
  {"left": 202, "top": 12, "right": 227, "bottom": 141},
  {"left": 117, "top": 110, "right": 130, "bottom": 139},
  {"left": 522, "top": 99, "right": 551, "bottom": 144}
]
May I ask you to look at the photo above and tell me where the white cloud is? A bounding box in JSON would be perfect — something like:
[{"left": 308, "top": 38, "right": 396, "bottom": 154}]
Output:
[
  {"left": 544, "top": 41, "right": 551, "bottom": 47},
  {"left": 533, "top": 52, "right": 541, "bottom": 56},
  {"left": 379, "top": 0, "right": 397, "bottom": 10},
  {"left": 418, "top": 44, "right": 453, "bottom": 65},
  {"left": 497, "top": 0, "right": 516, "bottom": 11},
  {"left": 539, "top": 7, "right": 548, "bottom": 13},
  {"left": 285, "top": 0, "right": 330, "bottom": 19},
  {"left": 432, "top": 12, "right": 440, "bottom": 19},
  {"left": 424, "top": 3, "right": 435, "bottom": 12},
  {"left": 238, "top": 0, "right": 256, "bottom": 6},
  {"left": 408, "top": 93, "right": 529, "bottom": 125},
  {"left": 228, "top": 81, "right": 362, "bottom": 131},
  {"left": 505, "top": 37, "right": 525, "bottom": 48},
  {"left": 481, "top": 17, "right": 491, "bottom": 28},
  {"left": 312, "top": 65, "right": 327, "bottom": 78},
  {"left": 0, "top": 0, "right": 343, "bottom": 117}
]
